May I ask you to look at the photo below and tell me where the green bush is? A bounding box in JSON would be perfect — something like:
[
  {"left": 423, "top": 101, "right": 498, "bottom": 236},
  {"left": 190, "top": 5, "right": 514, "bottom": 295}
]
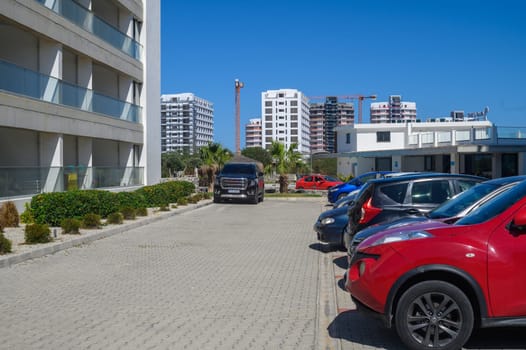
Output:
[
  {"left": 20, "top": 202, "right": 34, "bottom": 224},
  {"left": 107, "top": 212, "right": 123, "bottom": 224},
  {"left": 136, "top": 207, "right": 148, "bottom": 216},
  {"left": 120, "top": 207, "right": 136, "bottom": 220},
  {"left": 82, "top": 213, "right": 101, "bottom": 229},
  {"left": 159, "top": 205, "right": 170, "bottom": 211},
  {"left": 28, "top": 182, "right": 194, "bottom": 226},
  {"left": 187, "top": 196, "right": 199, "bottom": 204},
  {"left": 116, "top": 191, "right": 147, "bottom": 211},
  {"left": 25, "top": 223, "right": 52, "bottom": 244},
  {"left": 60, "top": 218, "right": 81, "bottom": 234},
  {"left": 0, "top": 201, "right": 20, "bottom": 228},
  {"left": 31, "top": 190, "right": 119, "bottom": 226},
  {"left": 177, "top": 197, "right": 188, "bottom": 206},
  {"left": 0, "top": 232, "right": 12, "bottom": 254},
  {"left": 135, "top": 181, "right": 195, "bottom": 207}
]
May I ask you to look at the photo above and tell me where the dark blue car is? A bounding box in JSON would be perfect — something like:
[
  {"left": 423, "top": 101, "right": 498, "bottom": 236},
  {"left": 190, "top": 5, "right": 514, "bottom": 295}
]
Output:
[{"left": 327, "top": 171, "right": 394, "bottom": 203}]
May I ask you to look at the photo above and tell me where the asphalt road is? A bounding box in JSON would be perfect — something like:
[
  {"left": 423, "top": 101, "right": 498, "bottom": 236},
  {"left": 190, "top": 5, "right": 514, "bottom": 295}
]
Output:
[{"left": 0, "top": 199, "right": 525, "bottom": 349}]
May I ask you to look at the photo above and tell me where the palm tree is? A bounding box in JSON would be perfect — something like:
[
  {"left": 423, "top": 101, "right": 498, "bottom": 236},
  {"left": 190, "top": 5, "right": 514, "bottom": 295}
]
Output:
[
  {"left": 270, "top": 141, "right": 304, "bottom": 192},
  {"left": 199, "top": 142, "right": 232, "bottom": 191}
]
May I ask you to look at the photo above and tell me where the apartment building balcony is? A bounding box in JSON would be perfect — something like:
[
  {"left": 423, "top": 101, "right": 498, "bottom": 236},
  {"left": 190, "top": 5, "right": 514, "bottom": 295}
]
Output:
[
  {"left": 0, "top": 166, "right": 144, "bottom": 199},
  {"left": 407, "top": 126, "right": 526, "bottom": 148},
  {"left": 0, "top": 59, "right": 141, "bottom": 122},
  {"left": 35, "top": 0, "right": 142, "bottom": 60}
]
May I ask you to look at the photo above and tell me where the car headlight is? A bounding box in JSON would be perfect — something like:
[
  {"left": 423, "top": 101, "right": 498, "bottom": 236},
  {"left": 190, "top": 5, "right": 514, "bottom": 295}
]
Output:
[
  {"left": 329, "top": 187, "right": 338, "bottom": 192},
  {"left": 321, "top": 217, "right": 335, "bottom": 225},
  {"left": 371, "top": 230, "right": 433, "bottom": 246}
]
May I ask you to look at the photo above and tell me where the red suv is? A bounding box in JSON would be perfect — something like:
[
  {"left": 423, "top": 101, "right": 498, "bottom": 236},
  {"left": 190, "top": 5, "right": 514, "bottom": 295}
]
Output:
[
  {"left": 346, "top": 179, "right": 526, "bottom": 350},
  {"left": 295, "top": 174, "right": 342, "bottom": 191}
]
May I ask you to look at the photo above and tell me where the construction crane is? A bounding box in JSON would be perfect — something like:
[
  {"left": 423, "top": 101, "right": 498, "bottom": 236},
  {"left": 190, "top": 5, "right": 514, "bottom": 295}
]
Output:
[
  {"left": 309, "top": 94, "right": 377, "bottom": 123},
  {"left": 234, "top": 79, "right": 244, "bottom": 154}
]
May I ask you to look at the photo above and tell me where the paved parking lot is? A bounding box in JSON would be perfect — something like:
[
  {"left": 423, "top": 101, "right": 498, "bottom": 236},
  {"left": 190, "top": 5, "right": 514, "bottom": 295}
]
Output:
[{"left": 0, "top": 199, "right": 525, "bottom": 349}]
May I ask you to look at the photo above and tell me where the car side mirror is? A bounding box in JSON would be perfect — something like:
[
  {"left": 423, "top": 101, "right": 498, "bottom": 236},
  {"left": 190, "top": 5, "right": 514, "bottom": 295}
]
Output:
[
  {"left": 506, "top": 208, "right": 526, "bottom": 235},
  {"left": 258, "top": 171, "right": 263, "bottom": 177}
]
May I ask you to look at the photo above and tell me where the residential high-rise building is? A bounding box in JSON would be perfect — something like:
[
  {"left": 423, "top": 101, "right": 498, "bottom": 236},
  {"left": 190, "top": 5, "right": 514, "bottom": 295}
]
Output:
[
  {"left": 370, "top": 95, "right": 417, "bottom": 123},
  {"left": 245, "top": 118, "right": 262, "bottom": 148},
  {"left": 309, "top": 96, "right": 355, "bottom": 153},
  {"left": 0, "top": 0, "right": 160, "bottom": 206},
  {"left": 261, "top": 89, "right": 310, "bottom": 154},
  {"left": 161, "top": 93, "right": 214, "bottom": 154}
]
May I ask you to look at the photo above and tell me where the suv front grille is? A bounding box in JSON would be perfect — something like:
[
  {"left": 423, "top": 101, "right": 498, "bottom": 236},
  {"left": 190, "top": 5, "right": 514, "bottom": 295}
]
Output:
[{"left": 221, "top": 177, "right": 248, "bottom": 189}]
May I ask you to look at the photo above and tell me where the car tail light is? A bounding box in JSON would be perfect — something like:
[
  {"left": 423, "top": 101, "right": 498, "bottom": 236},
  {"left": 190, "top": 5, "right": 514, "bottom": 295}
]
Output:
[{"left": 359, "top": 197, "right": 381, "bottom": 224}]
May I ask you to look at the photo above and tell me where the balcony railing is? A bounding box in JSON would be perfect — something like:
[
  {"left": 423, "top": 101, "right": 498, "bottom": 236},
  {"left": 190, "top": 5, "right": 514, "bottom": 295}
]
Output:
[
  {"left": 0, "top": 60, "right": 141, "bottom": 123},
  {"left": 35, "top": 0, "right": 142, "bottom": 59},
  {"left": 0, "top": 166, "right": 144, "bottom": 199},
  {"left": 497, "top": 127, "right": 526, "bottom": 139}
]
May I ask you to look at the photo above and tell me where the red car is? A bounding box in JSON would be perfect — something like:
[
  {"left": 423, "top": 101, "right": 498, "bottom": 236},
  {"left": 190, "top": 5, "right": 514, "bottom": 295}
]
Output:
[
  {"left": 295, "top": 174, "right": 342, "bottom": 190},
  {"left": 346, "top": 179, "right": 526, "bottom": 350}
]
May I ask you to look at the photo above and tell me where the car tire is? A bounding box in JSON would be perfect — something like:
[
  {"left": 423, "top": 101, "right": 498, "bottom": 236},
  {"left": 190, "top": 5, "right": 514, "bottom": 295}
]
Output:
[
  {"left": 260, "top": 191, "right": 264, "bottom": 202},
  {"left": 213, "top": 196, "right": 221, "bottom": 203},
  {"left": 395, "top": 280, "right": 474, "bottom": 350},
  {"left": 250, "top": 195, "right": 258, "bottom": 204}
]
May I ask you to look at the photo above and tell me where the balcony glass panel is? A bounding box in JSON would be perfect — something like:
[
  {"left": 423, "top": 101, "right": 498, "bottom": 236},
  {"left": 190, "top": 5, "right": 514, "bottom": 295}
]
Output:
[
  {"left": 0, "top": 60, "right": 141, "bottom": 123},
  {"left": 35, "top": 0, "right": 142, "bottom": 59},
  {"left": 0, "top": 166, "right": 144, "bottom": 198},
  {"left": 497, "top": 127, "right": 526, "bottom": 139}
]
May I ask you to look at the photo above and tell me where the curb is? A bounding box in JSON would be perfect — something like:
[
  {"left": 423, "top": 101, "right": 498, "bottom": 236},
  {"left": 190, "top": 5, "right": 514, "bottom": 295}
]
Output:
[{"left": 0, "top": 200, "right": 213, "bottom": 269}]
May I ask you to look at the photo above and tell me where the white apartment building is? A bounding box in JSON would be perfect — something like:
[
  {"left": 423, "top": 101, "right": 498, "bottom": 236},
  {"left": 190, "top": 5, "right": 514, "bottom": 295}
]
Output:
[
  {"left": 161, "top": 93, "right": 214, "bottom": 154},
  {"left": 0, "top": 0, "right": 161, "bottom": 207},
  {"left": 334, "top": 120, "right": 526, "bottom": 179},
  {"left": 370, "top": 95, "right": 417, "bottom": 123},
  {"left": 245, "top": 118, "right": 262, "bottom": 148},
  {"left": 261, "top": 89, "right": 310, "bottom": 154}
]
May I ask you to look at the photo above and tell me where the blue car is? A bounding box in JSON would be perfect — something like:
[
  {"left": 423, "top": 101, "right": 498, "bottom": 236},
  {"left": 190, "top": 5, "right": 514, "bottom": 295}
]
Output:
[{"left": 327, "top": 171, "right": 394, "bottom": 203}]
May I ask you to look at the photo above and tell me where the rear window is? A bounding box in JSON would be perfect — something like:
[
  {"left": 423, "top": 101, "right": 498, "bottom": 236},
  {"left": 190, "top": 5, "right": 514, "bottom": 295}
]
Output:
[
  {"left": 373, "top": 182, "right": 408, "bottom": 206},
  {"left": 411, "top": 180, "right": 451, "bottom": 204}
]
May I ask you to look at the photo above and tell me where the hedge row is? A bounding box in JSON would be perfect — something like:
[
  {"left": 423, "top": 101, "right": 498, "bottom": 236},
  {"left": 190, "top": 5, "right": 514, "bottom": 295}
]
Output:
[{"left": 30, "top": 181, "right": 195, "bottom": 226}]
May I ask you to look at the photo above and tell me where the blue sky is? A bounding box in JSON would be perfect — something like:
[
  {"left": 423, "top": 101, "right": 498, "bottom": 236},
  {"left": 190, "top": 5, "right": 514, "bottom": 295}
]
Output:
[{"left": 161, "top": 0, "right": 526, "bottom": 151}]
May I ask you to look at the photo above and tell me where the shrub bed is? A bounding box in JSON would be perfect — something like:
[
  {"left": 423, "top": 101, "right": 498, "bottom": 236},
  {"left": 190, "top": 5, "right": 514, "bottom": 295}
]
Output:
[{"left": 29, "top": 181, "right": 195, "bottom": 226}]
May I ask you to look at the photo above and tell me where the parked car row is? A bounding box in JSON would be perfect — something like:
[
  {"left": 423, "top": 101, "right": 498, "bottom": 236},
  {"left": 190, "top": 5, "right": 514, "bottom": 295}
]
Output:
[
  {"left": 315, "top": 173, "right": 485, "bottom": 250},
  {"left": 311, "top": 171, "right": 526, "bottom": 350}
]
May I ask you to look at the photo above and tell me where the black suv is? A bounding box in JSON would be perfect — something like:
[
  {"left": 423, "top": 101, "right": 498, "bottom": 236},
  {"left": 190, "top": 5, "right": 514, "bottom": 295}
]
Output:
[
  {"left": 213, "top": 162, "right": 264, "bottom": 204},
  {"left": 344, "top": 173, "right": 486, "bottom": 249}
]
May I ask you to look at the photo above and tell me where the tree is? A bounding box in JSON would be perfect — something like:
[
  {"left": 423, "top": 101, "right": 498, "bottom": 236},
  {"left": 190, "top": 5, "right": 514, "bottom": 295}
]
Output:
[
  {"left": 269, "top": 141, "right": 305, "bottom": 192},
  {"left": 199, "top": 142, "right": 233, "bottom": 191},
  {"left": 161, "top": 152, "right": 185, "bottom": 177},
  {"left": 241, "top": 147, "right": 272, "bottom": 169}
]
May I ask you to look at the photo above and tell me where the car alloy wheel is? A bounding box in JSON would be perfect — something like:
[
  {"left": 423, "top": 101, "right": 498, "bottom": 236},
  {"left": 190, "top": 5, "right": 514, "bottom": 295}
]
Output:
[{"left": 395, "top": 280, "right": 474, "bottom": 350}]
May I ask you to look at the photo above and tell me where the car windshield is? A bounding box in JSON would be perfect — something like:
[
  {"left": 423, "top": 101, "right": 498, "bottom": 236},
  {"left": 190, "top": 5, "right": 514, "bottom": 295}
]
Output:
[
  {"left": 221, "top": 163, "right": 255, "bottom": 175},
  {"left": 428, "top": 182, "right": 500, "bottom": 219},
  {"left": 456, "top": 180, "right": 526, "bottom": 225}
]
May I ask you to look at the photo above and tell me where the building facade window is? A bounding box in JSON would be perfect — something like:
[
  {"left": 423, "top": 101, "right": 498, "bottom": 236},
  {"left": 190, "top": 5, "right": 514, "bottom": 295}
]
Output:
[
  {"left": 346, "top": 133, "right": 351, "bottom": 144},
  {"left": 377, "top": 131, "right": 391, "bottom": 142}
]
